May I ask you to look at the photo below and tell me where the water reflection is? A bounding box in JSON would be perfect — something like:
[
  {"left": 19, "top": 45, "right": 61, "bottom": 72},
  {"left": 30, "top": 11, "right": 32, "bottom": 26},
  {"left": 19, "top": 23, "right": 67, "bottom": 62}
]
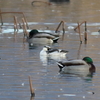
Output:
[
  {"left": 59, "top": 71, "right": 95, "bottom": 82},
  {"left": 30, "top": 96, "right": 34, "bottom": 100},
  {"left": 40, "top": 54, "right": 67, "bottom": 66},
  {"left": 28, "top": 44, "right": 40, "bottom": 49}
]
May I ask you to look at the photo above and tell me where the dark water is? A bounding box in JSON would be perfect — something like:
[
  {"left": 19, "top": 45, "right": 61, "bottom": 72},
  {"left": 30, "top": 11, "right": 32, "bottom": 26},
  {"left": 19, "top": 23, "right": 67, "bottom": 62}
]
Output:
[{"left": 0, "top": 0, "right": 100, "bottom": 100}]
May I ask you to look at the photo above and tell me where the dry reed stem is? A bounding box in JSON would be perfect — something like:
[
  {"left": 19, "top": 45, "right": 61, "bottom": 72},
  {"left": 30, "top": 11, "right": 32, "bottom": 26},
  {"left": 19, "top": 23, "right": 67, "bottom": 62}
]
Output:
[
  {"left": 0, "top": 10, "right": 29, "bottom": 29},
  {"left": 74, "top": 21, "right": 88, "bottom": 43},
  {"left": 74, "top": 21, "right": 86, "bottom": 31},
  {"left": 78, "top": 22, "right": 82, "bottom": 44},
  {"left": 62, "top": 21, "right": 65, "bottom": 40},
  {"left": 13, "top": 16, "right": 18, "bottom": 32},
  {"left": 55, "top": 21, "right": 64, "bottom": 33},
  {"left": 22, "top": 13, "right": 29, "bottom": 29},
  {"left": 55, "top": 21, "right": 65, "bottom": 40},
  {"left": 31, "top": 1, "right": 52, "bottom": 6},
  {"left": 84, "top": 21, "right": 87, "bottom": 41},
  {"left": 0, "top": 9, "right": 3, "bottom": 25},
  {"left": 22, "top": 18, "right": 29, "bottom": 37},
  {"left": 29, "top": 76, "right": 35, "bottom": 97}
]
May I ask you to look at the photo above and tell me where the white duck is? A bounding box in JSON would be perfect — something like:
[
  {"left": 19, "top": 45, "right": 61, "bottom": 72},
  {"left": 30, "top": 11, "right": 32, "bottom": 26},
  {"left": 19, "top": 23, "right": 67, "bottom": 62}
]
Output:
[
  {"left": 40, "top": 45, "right": 68, "bottom": 57},
  {"left": 40, "top": 45, "right": 68, "bottom": 66}
]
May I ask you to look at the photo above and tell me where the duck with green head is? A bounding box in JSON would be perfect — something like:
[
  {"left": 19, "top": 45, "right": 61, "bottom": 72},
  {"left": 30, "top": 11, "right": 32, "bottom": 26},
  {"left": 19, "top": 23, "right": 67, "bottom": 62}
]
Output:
[
  {"left": 28, "top": 29, "right": 60, "bottom": 46},
  {"left": 57, "top": 57, "right": 96, "bottom": 77}
]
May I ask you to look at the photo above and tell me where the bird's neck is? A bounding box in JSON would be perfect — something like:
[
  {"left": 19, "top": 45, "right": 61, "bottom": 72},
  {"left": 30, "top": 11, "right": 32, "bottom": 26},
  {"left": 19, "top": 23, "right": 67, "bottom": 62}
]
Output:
[{"left": 89, "top": 63, "right": 96, "bottom": 73}]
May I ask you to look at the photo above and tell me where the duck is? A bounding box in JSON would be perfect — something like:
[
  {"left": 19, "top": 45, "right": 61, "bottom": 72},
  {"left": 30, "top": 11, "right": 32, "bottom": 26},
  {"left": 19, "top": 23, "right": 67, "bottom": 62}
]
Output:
[
  {"left": 40, "top": 45, "right": 68, "bottom": 57},
  {"left": 28, "top": 29, "right": 60, "bottom": 46},
  {"left": 40, "top": 45, "right": 68, "bottom": 66},
  {"left": 57, "top": 57, "right": 96, "bottom": 77}
]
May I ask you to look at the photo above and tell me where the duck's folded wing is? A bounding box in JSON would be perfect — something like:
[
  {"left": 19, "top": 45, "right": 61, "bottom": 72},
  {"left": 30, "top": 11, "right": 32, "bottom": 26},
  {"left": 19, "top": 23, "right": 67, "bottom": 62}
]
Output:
[
  {"left": 39, "top": 32, "right": 59, "bottom": 37},
  {"left": 61, "top": 60, "right": 86, "bottom": 66},
  {"left": 47, "top": 49, "right": 59, "bottom": 53},
  {"left": 34, "top": 34, "right": 55, "bottom": 39},
  {"left": 59, "top": 49, "right": 69, "bottom": 53}
]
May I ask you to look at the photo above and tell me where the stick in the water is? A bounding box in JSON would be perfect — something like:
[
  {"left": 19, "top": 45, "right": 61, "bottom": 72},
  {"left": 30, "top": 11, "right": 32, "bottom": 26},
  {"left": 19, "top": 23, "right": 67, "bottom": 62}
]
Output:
[
  {"left": 77, "top": 22, "right": 82, "bottom": 44},
  {"left": 29, "top": 76, "right": 35, "bottom": 97},
  {"left": 84, "top": 21, "right": 87, "bottom": 41}
]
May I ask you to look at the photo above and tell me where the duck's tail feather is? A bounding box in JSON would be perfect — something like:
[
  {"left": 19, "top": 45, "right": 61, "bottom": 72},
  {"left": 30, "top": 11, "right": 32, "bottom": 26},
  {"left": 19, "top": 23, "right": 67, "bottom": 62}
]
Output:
[
  {"left": 57, "top": 62, "right": 64, "bottom": 72},
  {"left": 53, "top": 37, "right": 59, "bottom": 43}
]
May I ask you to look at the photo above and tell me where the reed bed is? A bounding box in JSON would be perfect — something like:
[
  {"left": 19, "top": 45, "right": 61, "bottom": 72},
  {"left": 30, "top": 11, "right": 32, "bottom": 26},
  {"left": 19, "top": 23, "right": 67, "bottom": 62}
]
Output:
[{"left": 0, "top": 9, "right": 29, "bottom": 32}]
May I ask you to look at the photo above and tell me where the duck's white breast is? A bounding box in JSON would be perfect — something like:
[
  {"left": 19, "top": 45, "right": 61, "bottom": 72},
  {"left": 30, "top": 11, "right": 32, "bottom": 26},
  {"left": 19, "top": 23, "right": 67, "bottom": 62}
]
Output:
[{"left": 40, "top": 50, "right": 48, "bottom": 56}]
